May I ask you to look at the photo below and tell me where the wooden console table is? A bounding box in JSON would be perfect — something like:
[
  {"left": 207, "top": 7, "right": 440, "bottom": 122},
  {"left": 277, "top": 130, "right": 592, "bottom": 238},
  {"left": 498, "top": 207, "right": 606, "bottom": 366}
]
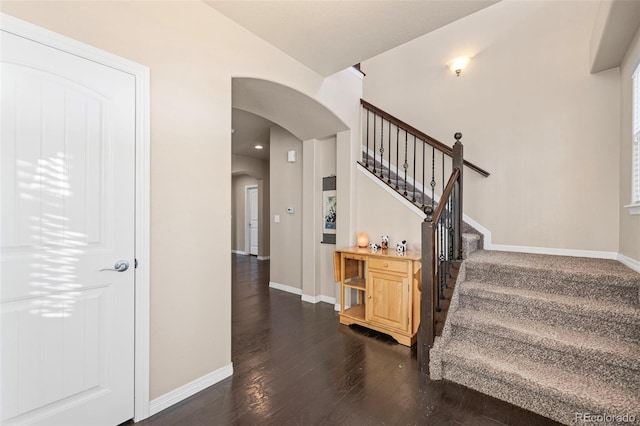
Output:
[{"left": 333, "top": 246, "right": 422, "bottom": 346}]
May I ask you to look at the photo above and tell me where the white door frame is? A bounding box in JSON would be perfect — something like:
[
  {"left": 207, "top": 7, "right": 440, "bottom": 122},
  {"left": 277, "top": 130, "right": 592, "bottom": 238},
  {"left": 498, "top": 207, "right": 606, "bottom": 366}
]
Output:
[
  {"left": 0, "top": 14, "right": 152, "bottom": 421},
  {"left": 245, "top": 185, "right": 258, "bottom": 256}
]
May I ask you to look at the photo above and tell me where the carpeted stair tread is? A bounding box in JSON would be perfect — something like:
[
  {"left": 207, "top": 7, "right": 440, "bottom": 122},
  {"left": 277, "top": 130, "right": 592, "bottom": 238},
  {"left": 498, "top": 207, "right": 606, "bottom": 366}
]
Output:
[
  {"left": 450, "top": 308, "right": 640, "bottom": 371},
  {"left": 432, "top": 251, "right": 640, "bottom": 423},
  {"left": 460, "top": 281, "right": 640, "bottom": 326},
  {"left": 466, "top": 250, "right": 640, "bottom": 288},
  {"left": 461, "top": 233, "right": 481, "bottom": 259},
  {"left": 441, "top": 340, "right": 640, "bottom": 414}
]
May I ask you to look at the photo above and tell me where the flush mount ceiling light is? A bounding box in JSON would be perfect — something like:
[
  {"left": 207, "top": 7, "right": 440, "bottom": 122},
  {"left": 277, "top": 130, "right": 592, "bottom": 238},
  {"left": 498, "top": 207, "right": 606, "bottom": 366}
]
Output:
[
  {"left": 254, "top": 145, "right": 264, "bottom": 150},
  {"left": 446, "top": 56, "right": 471, "bottom": 77}
]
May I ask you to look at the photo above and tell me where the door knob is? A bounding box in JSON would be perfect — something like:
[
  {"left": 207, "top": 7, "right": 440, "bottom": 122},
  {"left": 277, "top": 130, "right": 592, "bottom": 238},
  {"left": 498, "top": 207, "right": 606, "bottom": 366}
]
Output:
[{"left": 100, "top": 260, "right": 129, "bottom": 272}]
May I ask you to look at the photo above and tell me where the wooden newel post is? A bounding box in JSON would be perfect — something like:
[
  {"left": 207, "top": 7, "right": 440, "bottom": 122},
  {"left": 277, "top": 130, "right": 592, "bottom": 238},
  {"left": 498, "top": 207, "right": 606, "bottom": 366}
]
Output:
[
  {"left": 418, "top": 208, "right": 435, "bottom": 375},
  {"left": 452, "top": 132, "right": 463, "bottom": 260}
]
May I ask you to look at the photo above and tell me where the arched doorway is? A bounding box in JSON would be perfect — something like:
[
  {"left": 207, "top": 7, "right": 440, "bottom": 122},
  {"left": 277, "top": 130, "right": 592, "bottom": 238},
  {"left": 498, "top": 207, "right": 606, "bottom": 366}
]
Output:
[{"left": 231, "top": 77, "right": 350, "bottom": 309}]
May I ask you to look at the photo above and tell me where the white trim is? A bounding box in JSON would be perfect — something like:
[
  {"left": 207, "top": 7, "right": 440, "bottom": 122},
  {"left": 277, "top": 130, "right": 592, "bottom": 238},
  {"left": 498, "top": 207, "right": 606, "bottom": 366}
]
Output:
[
  {"left": 133, "top": 58, "right": 152, "bottom": 425},
  {"left": 232, "top": 250, "right": 248, "bottom": 255},
  {"left": 269, "top": 281, "right": 303, "bottom": 295},
  {"left": 348, "top": 66, "right": 365, "bottom": 80},
  {"left": 617, "top": 253, "right": 640, "bottom": 273},
  {"left": 1, "top": 14, "right": 152, "bottom": 422},
  {"left": 624, "top": 203, "right": 640, "bottom": 215},
  {"left": 301, "top": 294, "right": 336, "bottom": 305},
  {"left": 245, "top": 184, "right": 259, "bottom": 256},
  {"left": 323, "top": 295, "right": 337, "bottom": 305},
  {"left": 460, "top": 213, "right": 492, "bottom": 247},
  {"left": 257, "top": 255, "right": 270, "bottom": 261},
  {"left": 485, "top": 244, "right": 618, "bottom": 260},
  {"left": 149, "top": 363, "right": 233, "bottom": 416},
  {"left": 334, "top": 303, "right": 341, "bottom": 312}
]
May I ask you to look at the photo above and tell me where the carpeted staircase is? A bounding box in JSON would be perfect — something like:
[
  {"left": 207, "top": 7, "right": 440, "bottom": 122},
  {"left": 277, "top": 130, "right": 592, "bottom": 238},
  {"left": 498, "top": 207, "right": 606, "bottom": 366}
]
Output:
[{"left": 430, "top": 250, "right": 640, "bottom": 425}]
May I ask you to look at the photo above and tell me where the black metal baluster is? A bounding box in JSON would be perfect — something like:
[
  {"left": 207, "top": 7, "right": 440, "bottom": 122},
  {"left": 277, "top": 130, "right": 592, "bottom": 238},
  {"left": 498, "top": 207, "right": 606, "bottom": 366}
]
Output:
[
  {"left": 439, "top": 214, "right": 445, "bottom": 303},
  {"left": 403, "top": 131, "right": 408, "bottom": 196},
  {"left": 379, "top": 118, "right": 384, "bottom": 178},
  {"left": 387, "top": 122, "right": 392, "bottom": 184},
  {"left": 412, "top": 134, "right": 417, "bottom": 202},
  {"left": 422, "top": 141, "right": 426, "bottom": 208},
  {"left": 447, "top": 195, "right": 453, "bottom": 279},
  {"left": 365, "top": 109, "right": 369, "bottom": 167},
  {"left": 431, "top": 146, "right": 436, "bottom": 210},
  {"left": 396, "top": 127, "right": 400, "bottom": 189},
  {"left": 442, "top": 151, "right": 445, "bottom": 196},
  {"left": 437, "top": 220, "right": 441, "bottom": 311},
  {"left": 435, "top": 221, "right": 442, "bottom": 313},
  {"left": 449, "top": 194, "right": 455, "bottom": 268},
  {"left": 441, "top": 151, "right": 447, "bottom": 285},
  {"left": 372, "top": 113, "right": 377, "bottom": 173}
]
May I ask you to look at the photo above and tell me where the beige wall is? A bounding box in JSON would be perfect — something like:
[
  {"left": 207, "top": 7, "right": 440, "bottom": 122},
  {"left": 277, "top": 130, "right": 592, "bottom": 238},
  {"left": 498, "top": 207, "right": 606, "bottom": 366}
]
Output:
[
  {"left": 0, "top": 1, "right": 361, "bottom": 401},
  {"left": 619, "top": 27, "right": 640, "bottom": 262},
  {"left": 356, "top": 170, "right": 423, "bottom": 252},
  {"left": 317, "top": 137, "right": 338, "bottom": 298},
  {"left": 231, "top": 174, "right": 257, "bottom": 253},
  {"left": 302, "top": 136, "right": 337, "bottom": 301},
  {"left": 362, "top": 0, "right": 621, "bottom": 253},
  {"left": 270, "top": 126, "right": 303, "bottom": 288}
]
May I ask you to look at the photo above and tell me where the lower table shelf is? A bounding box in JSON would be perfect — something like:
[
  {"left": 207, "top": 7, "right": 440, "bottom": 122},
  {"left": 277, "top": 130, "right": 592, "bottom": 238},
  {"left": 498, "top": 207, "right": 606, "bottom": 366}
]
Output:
[{"left": 341, "top": 304, "right": 365, "bottom": 321}]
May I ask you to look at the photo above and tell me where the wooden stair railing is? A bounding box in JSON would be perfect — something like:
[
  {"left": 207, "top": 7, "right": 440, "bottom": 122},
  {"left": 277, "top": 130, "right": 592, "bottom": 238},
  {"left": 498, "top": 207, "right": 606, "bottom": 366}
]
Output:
[
  {"left": 418, "top": 137, "right": 463, "bottom": 374},
  {"left": 359, "top": 99, "right": 484, "bottom": 375},
  {"left": 361, "top": 99, "right": 489, "bottom": 179}
]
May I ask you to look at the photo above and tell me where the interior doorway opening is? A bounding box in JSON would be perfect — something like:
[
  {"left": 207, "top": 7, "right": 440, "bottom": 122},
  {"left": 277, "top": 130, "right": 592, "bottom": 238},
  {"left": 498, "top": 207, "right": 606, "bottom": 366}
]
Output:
[{"left": 246, "top": 185, "right": 259, "bottom": 256}]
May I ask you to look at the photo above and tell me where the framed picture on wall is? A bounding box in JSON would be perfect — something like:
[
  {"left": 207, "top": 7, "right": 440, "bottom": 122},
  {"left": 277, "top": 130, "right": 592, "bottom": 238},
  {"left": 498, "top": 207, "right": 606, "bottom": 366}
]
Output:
[{"left": 322, "top": 176, "right": 336, "bottom": 244}]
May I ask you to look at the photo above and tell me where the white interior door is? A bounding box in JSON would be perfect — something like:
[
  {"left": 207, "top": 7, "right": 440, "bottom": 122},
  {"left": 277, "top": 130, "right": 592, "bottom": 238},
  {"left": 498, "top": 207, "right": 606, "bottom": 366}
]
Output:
[
  {"left": 248, "top": 187, "right": 259, "bottom": 256},
  {"left": 1, "top": 29, "right": 135, "bottom": 426}
]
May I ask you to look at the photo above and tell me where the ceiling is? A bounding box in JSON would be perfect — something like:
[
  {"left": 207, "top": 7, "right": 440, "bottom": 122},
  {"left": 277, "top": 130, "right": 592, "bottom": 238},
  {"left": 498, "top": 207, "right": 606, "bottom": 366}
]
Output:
[
  {"left": 232, "top": 108, "right": 274, "bottom": 161},
  {"left": 225, "top": 2, "right": 500, "bottom": 159},
  {"left": 205, "top": 0, "right": 500, "bottom": 76},
  {"left": 232, "top": 78, "right": 350, "bottom": 161}
]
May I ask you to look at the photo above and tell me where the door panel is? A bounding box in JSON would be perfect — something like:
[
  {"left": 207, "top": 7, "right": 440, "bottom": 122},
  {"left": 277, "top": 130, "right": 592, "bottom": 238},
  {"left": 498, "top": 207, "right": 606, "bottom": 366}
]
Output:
[
  {"left": 366, "top": 270, "right": 409, "bottom": 332},
  {"left": 1, "top": 29, "right": 135, "bottom": 426},
  {"left": 248, "top": 187, "right": 258, "bottom": 256}
]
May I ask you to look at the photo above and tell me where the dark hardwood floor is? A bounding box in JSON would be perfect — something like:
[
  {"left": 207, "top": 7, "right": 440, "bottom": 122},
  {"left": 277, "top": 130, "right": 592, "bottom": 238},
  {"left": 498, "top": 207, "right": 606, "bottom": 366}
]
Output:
[{"left": 135, "top": 254, "right": 560, "bottom": 426}]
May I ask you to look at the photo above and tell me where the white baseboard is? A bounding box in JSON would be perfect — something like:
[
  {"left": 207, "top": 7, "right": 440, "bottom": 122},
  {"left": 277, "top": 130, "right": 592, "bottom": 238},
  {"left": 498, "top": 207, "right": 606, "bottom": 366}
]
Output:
[
  {"left": 486, "top": 244, "right": 618, "bottom": 260},
  {"left": 618, "top": 253, "right": 640, "bottom": 273},
  {"left": 461, "top": 214, "right": 492, "bottom": 247},
  {"left": 269, "top": 281, "right": 302, "bottom": 295},
  {"left": 257, "top": 256, "right": 270, "bottom": 261},
  {"left": 301, "top": 294, "right": 336, "bottom": 305},
  {"left": 334, "top": 303, "right": 341, "bottom": 312},
  {"left": 231, "top": 250, "right": 247, "bottom": 255},
  {"left": 149, "top": 363, "right": 233, "bottom": 416}
]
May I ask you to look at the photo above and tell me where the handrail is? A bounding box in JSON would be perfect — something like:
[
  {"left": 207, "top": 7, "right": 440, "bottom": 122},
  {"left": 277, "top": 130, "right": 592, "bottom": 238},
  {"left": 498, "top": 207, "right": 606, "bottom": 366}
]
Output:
[
  {"left": 418, "top": 136, "right": 464, "bottom": 375},
  {"left": 361, "top": 99, "right": 490, "bottom": 177},
  {"left": 429, "top": 168, "right": 459, "bottom": 222}
]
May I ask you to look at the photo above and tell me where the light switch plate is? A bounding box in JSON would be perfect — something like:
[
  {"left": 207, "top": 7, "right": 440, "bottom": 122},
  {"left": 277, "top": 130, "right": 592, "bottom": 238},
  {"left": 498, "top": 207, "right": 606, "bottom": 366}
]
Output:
[{"left": 274, "top": 215, "right": 280, "bottom": 223}]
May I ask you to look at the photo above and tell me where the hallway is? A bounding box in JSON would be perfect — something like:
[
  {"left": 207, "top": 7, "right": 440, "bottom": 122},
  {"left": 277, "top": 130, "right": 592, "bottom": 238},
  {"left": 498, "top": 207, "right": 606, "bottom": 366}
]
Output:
[{"left": 137, "top": 254, "right": 559, "bottom": 425}]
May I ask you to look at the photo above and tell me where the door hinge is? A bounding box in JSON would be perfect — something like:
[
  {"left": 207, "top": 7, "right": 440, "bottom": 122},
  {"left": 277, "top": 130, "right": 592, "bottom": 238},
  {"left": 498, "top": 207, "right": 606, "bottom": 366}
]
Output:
[{"left": 135, "top": 258, "right": 138, "bottom": 269}]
